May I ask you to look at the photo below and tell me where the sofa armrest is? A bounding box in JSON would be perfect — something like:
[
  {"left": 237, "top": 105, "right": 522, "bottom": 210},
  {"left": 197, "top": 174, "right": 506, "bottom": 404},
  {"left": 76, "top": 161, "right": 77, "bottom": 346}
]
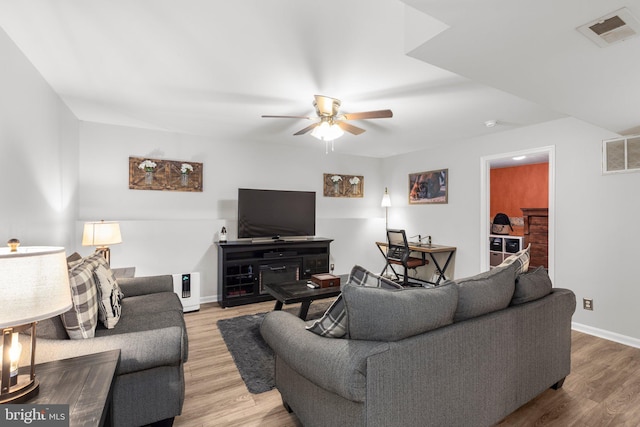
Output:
[
  {"left": 118, "top": 275, "right": 173, "bottom": 297},
  {"left": 260, "top": 310, "right": 390, "bottom": 402},
  {"left": 19, "top": 326, "right": 185, "bottom": 375}
]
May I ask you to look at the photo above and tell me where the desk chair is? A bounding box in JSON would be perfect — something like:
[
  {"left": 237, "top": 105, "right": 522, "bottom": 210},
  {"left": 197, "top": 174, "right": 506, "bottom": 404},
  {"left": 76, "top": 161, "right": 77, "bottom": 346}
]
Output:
[{"left": 383, "top": 229, "right": 428, "bottom": 286}]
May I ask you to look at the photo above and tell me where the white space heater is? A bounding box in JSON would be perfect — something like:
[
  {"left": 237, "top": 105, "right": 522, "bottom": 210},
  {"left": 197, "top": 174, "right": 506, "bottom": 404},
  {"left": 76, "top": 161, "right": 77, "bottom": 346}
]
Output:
[{"left": 172, "top": 272, "right": 200, "bottom": 312}]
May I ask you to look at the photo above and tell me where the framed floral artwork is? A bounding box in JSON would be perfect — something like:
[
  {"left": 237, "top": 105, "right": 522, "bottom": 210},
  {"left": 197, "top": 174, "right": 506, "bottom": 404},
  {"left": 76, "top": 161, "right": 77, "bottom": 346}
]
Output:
[
  {"left": 129, "top": 156, "right": 203, "bottom": 192},
  {"left": 408, "top": 169, "right": 448, "bottom": 204},
  {"left": 323, "top": 173, "right": 364, "bottom": 198}
]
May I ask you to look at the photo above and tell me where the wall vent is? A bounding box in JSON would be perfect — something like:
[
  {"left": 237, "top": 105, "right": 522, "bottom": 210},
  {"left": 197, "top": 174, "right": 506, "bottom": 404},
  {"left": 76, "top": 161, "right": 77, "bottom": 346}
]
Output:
[
  {"left": 603, "top": 135, "right": 640, "bottom": 174},
  {"left": 578, "top": 8, "right": 640, "bottom": 47}
]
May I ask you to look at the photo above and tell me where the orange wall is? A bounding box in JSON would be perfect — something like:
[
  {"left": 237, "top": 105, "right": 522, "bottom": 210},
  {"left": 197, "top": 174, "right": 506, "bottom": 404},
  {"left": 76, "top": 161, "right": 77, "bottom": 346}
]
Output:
[{"left": 490, "top": 163, "right": 548, "bottom": 219}]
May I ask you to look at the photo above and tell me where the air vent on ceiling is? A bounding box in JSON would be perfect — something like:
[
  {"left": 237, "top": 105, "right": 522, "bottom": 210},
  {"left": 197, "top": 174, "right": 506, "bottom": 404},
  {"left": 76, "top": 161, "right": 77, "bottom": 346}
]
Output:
[{"left": 577, "top": 8, "right": 640, "bottom": 47}]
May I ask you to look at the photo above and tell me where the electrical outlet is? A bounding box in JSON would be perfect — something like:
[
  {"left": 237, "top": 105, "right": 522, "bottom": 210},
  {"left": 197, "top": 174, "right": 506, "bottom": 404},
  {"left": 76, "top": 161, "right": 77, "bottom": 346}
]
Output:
[{"left": 583, "top": 298, "right": 593, "bottom": 311}]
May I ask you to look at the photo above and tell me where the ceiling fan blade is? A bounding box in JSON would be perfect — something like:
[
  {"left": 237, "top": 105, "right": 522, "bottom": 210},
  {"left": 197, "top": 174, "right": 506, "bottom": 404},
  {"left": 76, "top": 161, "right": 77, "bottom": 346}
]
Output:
[
  {"left": 342, "top": 109, "right": 393, "bottom": 120},
  {"left": 337, "top": 121, "right": 366, "bottom": 135},
  {"left": 262, "top": 115, "right": 313, "bottom": 119},
  {"left": 314, "top": 95, "right": 340, "bottom": 116},
  {"left": 294, "top": 122, "right": 320, "bottom": 135}
]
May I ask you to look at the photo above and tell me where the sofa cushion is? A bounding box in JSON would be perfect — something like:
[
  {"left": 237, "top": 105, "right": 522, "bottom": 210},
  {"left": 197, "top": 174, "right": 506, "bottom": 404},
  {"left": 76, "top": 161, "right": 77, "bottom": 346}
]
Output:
[
  {"left": 453, "top": 262, "right": 517, "bottom": 322},
  {"left": 96, "top": 305, "right": 185, "bottom": 337},
  {"left": 96, "top": 292, "right": 189, "bottom": 364},
  {"left": 118, "top": 275, "right": 174, "bottom": 297},
  {"left": 343, "top": 280, "right": 458, "bottom": 341},
  {"left": 306, "top": 265, "right": 402, "bottom": 338},
  {"left": 511, "top": 266, "right": 552, "bottom": 305},
  {"left": 60, "top": 258, "right": 100, "bottom": 339},
  {"left": 94, "top": 263, "right": 124, "bottom": 329},
  {"left": 93, "top": 308, "right": 187, "bottom": 372},
  {"left": 121, "top": 292, "right": 184, "bottom": 316},
  {"left": 497, "top": 244, "right": 531, "bottom": 275}
]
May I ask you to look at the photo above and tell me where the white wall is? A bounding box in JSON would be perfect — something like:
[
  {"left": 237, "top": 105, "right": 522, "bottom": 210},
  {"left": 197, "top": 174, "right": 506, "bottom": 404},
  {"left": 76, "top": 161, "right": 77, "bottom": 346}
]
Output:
[
  {"left": 382, "top": 117, "right": 640, "bottom": 345},
  {"left": 76, "top": 122, "right": 388, "bottom": 301},
  {"left": 0, "top": 28, "right": 78, "bottom": 249}
]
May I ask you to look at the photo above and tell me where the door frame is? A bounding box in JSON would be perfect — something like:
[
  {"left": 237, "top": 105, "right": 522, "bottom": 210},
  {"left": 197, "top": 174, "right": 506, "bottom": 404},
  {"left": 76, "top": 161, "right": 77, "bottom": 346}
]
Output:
[{"left": 479, "top": 145, "right": 555, "bottom": 282}]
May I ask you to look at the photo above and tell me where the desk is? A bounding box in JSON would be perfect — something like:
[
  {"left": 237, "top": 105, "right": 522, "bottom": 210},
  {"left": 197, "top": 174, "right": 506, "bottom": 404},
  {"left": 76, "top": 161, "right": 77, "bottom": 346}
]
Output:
[
  {"left": 21, "top": 350, "right": 120, "bottom": 427},
  {"left": 376, "top": 242, "right": 456, "bottom": 285}
]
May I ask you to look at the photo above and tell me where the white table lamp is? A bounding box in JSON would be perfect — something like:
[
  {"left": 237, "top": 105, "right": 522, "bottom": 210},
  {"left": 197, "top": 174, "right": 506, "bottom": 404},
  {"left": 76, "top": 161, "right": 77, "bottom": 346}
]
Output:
[
  {"left": 0, "top": 245, "right": 72, "bottom": 403},
  {"left": 82, "top": 220, "right": 122, "bottom": 265}
]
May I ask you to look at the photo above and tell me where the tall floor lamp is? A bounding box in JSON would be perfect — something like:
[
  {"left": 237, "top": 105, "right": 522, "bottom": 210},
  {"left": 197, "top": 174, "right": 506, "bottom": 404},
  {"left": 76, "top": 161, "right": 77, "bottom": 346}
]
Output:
[
  {"left": 380, "top": 188, "right": 392, "bottom": 278},
  {"left": 381, "top": 187, "right": 391, "bottom": 231}
]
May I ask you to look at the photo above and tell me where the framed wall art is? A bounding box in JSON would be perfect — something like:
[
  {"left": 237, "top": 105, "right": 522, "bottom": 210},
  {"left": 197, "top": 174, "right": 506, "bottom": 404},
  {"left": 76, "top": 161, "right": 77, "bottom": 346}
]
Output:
[
  {"left": 323, "top": 173, "right": 364, "bottom": 198},
  {"left": 129, "top": 156, "right": 203, "bottom": 192},
  {"left": 408, "top": 168, "right": 448, "bottom": 204}
]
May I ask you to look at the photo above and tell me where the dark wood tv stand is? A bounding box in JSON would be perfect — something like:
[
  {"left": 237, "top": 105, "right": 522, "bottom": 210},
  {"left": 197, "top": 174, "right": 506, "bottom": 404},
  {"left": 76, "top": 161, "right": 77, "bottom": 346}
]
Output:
[{"left": 216, "top": 237, "right": 333, "bottom": 307}]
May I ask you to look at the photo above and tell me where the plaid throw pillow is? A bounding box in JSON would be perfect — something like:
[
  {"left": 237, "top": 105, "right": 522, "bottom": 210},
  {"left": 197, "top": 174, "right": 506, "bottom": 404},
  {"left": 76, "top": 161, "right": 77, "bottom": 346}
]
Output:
[
  {"left": 82, "top": 251, "right": 112, "bottom": 272},
  {"left": 348, "top": 265, "right": 402, "bottom": 288},
  {"left": 498, "top": 244, "right": 531, "bottom": 275},
  {"left": 306, "top": 265, "right": 402, "bottom": 338},
  {"left": 305, "top": 295, "right": 349, "bottom": 337},
  {"left": 60, "top": 258, "right": 100, "bottom": 339}
]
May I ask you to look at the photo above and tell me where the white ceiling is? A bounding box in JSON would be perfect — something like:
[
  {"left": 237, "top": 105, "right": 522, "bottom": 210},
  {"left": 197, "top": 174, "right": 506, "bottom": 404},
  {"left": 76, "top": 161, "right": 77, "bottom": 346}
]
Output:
[{"left": 0, "top": 0, "right": 638, "bottom": 158}]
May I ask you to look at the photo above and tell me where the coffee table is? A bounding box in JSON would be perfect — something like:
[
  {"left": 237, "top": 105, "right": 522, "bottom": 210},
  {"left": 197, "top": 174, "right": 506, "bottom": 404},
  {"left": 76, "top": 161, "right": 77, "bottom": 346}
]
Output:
[{"left": 263, "top": 274, "right": 347, "bottom": 320}]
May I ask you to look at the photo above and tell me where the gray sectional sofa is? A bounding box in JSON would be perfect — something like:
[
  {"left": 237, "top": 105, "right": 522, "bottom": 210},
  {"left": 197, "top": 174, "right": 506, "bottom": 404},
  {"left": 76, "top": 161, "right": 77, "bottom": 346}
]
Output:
[
  {"left": 19, "top": 253, "right": 188, "bottom": 427},
  {"left": 261, "top": 259, "right": 576, "bottom": 427}
]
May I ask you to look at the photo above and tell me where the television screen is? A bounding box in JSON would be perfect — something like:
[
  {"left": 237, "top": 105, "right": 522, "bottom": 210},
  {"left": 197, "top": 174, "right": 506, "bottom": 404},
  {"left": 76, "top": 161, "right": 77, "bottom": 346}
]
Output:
[{"left": 238, "top": 188, "right": 316, "bottom": 239}]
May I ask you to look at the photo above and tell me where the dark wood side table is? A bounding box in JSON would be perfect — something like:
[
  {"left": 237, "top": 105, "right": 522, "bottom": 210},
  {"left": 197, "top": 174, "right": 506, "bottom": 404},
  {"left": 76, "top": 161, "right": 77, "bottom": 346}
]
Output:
[
  {"left": 263, "top": 275, "right": 346, "bottom": 320},
  {"left": 22, "top": 349, "right": 120, "bottom": 427}
]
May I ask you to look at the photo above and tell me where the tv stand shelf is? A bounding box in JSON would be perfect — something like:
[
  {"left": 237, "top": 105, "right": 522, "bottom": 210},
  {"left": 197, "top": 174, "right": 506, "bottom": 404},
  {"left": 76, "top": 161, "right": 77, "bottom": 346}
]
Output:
[{"left": 216, "top": 237, "right": 333, "bottom": 307}]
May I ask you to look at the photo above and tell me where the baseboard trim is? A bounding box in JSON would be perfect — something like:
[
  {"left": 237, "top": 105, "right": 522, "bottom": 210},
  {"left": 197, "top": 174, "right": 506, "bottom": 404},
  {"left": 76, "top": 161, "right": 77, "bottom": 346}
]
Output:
[
  {"left": 200, "top": 295, "right": 218, "bottom": 304},
  {"left": 572, "top": 322, "right": 640, "bottom": 349}
]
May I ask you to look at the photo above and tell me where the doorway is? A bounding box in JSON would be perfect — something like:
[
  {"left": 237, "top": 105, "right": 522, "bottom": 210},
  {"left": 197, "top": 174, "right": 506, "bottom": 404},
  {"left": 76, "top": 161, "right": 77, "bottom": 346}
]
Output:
[{"left": 480, "top": 146, "right": 555, "bottom": 282}]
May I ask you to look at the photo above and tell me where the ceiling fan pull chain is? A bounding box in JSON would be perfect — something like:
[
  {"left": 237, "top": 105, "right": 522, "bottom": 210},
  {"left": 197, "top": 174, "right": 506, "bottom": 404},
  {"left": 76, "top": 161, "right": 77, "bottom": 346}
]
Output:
[{"left": 324, "top": 139, "right": 335, "bottom": 154}]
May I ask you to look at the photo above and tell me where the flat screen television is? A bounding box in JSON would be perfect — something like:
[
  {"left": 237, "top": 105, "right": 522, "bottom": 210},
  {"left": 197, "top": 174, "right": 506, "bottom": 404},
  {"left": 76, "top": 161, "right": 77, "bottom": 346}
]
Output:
[{"left": 238, "top": 188, "right": 316, "bottom": 239}]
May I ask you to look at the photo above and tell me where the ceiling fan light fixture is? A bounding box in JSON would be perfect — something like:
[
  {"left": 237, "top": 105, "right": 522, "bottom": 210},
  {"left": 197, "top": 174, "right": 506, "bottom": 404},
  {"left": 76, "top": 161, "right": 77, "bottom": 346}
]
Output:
[
  {"left": 262, "top": 95, "right": 392, "bottom": 152},
  {"left": 310, "top": 121, "right": 344, "bottom": 141}
]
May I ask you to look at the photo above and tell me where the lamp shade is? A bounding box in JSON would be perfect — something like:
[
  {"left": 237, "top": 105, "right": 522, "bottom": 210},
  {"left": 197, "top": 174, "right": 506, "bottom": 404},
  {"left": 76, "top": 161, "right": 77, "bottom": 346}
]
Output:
[
  {"left": 0, "top": 247, "right": 72, "bottom": 328},
  {"left": 82, "top": 221, "right": 122, "bottom": 247},
  {"left": 381, "top": 188, "right": 391, "bottom": 207}
]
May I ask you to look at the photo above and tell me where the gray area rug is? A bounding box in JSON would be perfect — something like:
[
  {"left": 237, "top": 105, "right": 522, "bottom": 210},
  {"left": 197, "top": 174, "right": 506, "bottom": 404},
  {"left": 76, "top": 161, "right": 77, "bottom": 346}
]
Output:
[{"left": 217, "top": 302, "right": 332, "bottom": 394}]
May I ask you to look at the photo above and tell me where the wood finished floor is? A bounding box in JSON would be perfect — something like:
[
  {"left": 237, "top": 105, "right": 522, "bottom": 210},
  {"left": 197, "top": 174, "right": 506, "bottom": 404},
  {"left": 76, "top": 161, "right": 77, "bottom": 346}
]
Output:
[{"left": 174, "top": 301, "right": 640, "bottom": 427}]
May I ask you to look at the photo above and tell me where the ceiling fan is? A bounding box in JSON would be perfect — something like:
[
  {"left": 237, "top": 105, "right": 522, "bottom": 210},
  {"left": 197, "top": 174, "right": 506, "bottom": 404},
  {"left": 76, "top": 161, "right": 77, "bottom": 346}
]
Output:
[{"left": 262, "top": 95, "right": 393, "bottom": 148}]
